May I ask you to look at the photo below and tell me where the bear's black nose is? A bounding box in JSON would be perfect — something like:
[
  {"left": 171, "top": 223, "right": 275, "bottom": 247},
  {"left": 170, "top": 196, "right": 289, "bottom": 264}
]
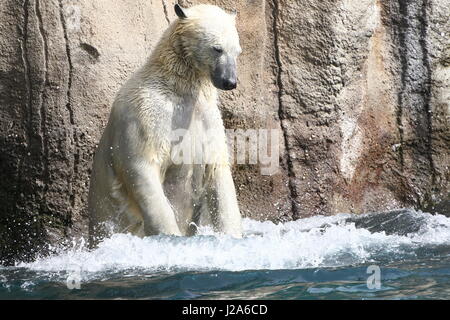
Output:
[{"left": 223, "top": 79, "right": 237, "bottom": 90}]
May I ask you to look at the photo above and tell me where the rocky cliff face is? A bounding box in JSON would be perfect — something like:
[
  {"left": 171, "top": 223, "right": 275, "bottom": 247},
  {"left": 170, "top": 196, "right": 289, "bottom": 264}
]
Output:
[{"left": 0, "top": 0, "right": 448, "bottom": 264}]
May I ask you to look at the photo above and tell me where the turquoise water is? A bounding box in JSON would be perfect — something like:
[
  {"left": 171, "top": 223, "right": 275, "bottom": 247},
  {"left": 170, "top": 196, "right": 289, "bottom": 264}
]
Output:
[{"left": 1, "top": 209, "right": 449, "bottom": 299}]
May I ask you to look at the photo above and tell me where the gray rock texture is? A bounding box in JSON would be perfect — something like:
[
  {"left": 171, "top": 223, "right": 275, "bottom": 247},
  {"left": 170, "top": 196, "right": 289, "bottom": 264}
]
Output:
[{"left": 0, "top": 0, "right": 448, "bottom": 264}]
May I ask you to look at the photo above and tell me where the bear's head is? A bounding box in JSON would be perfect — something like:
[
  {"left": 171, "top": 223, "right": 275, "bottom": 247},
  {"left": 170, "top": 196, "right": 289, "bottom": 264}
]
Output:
[{"left": 174, "top": 4, "right": 242, "bottom": 91}]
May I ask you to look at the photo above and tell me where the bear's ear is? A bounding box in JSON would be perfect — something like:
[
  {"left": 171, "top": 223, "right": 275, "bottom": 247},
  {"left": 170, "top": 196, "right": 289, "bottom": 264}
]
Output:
[
  {"left": 228, "top": 9, "right": 237, "bottom": 19},
  {"left": 175, "top": 4, "right": 188, "bottom": 19}
]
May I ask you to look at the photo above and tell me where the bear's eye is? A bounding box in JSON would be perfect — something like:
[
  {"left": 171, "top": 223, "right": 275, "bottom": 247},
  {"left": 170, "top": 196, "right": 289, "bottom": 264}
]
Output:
[{"left": 213, "top": 46, "right": 223, "bottom": 54}]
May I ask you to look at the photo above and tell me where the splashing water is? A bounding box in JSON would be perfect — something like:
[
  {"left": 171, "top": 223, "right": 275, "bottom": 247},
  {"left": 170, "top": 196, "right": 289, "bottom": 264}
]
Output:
[{"left": 1, "top": 209, "right": 450, "bottom": 299}]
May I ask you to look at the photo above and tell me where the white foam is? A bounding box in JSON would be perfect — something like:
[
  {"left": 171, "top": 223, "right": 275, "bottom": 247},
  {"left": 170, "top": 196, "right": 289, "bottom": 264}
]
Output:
[{"left": 17, "top": 211, "right": 450, "bottom": 279}]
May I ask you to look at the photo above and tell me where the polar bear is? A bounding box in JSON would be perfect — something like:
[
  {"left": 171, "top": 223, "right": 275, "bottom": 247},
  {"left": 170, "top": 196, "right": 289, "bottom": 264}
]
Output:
[{"left": 88, "top": 4, "right": 243, "bottom": 244}]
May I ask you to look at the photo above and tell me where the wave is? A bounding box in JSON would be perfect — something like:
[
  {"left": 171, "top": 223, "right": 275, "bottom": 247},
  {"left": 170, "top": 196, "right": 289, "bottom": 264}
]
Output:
[{"left": 14, "top": 209, "right": 450, "bottom": 281}]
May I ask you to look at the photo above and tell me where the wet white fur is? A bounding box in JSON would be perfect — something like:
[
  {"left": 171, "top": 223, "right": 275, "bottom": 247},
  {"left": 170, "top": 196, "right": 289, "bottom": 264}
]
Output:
[{"left": 88, "top": 5, "right": 242, "bottom": 244}]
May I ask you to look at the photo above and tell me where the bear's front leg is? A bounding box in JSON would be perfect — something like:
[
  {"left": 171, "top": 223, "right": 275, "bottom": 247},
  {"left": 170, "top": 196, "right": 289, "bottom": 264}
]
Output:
[
  {"left": 122, "top": 158, "right": 182, "bottom": 236},
  {"left": 208, "top": 165, "right": 243, "bottom": 238}
]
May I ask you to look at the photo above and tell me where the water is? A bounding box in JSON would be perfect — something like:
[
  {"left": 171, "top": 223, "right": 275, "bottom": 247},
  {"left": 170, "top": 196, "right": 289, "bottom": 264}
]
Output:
[{"left": 1, "top": 209, "right": 449, "bottom": 299}]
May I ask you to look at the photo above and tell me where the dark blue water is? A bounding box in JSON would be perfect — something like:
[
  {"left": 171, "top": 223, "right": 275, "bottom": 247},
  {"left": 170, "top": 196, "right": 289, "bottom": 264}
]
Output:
[{"left": 1, "top": 209, "right": 449, "bottom": 299}]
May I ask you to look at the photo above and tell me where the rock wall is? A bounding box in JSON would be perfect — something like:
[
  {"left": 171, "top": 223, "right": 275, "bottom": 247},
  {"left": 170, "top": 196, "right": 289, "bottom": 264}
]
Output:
[{"left": 0, "top": 0, "right": 448, "bottom": 264}]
